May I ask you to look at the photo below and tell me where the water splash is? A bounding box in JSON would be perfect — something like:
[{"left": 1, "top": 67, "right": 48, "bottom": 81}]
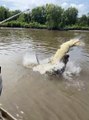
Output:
[
  {"left": 63, "top": 61, "right": 81, "bottom": 80},
  {"left": 33, "top": 62, "right": 65, "bottom": 74},
  {"left": 33, "top": 60, "right": 81, "bottom": 79},
  {"left": 23, "top": 53, "right": 38, "bottom": 68},
  {"left": 23, "top": 53, "right": 81, "bottom": 80}
]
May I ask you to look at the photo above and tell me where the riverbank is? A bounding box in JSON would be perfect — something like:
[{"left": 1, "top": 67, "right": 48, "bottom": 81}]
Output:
[
  {"left": 0, "top": 21, "right": 47, "bottom": 29},
  {"left": 0, "top": 21, "right": 89, "bottom": 31}
]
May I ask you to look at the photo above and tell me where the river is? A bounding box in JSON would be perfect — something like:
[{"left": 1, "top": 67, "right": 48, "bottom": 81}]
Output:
[{"left": 0, "top": 28, "right": 89, "bottom": 120}]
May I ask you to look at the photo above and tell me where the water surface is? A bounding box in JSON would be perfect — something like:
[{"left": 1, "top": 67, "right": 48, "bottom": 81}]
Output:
[{"left": 0, "top": 28, "right": 89, "bottom": 120}]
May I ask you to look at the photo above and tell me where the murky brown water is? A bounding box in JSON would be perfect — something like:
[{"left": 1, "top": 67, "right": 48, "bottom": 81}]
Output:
[{"left": 0, "top": 28, "right": 89, "bottom": 120}]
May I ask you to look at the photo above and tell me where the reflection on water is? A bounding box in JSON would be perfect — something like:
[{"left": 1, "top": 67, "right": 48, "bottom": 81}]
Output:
[{"left": 0, "top": 28, "right": 89, "bottom": 120}]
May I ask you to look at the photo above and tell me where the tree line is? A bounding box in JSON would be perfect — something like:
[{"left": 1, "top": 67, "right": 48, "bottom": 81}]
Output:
[{"left": 0, "top": 4, "right": 89, "bottom": 30}]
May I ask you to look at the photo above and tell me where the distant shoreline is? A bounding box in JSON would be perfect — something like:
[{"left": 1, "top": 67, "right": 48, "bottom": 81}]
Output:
[
  {"left": 0, "top": 26, "right": 89, "bottom": 32},
  {"left": 0, "top": 5, "right": 89, "bottom": 33}
]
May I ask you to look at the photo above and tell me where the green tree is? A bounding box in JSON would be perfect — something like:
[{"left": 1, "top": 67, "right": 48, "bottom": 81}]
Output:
[
  {"left": 86, "top": 13, "right": 89, "bottom": 26},
  {"left": 0, "top": 6, "right": 10, "bottom": 21},
  {"left": 63, "top": 7, "right": 78, "bottom": 26},
  {"left": 78, "top": 15, "right": 88, "bottom": 26},
  {"left": 17, "top": 14, "right": 25, "bottom": 22},
  {"left": 31, "top": 6, "right": 46, "bottom": 24},
  {"left": 9, "top": 10, "right": 21, "bottom": 20},
  {"left": 46, "top": 4, "right": 63, "bottom": 29},
  {"left": 24, "top": 13, "right": 31, "bottom": 23}
]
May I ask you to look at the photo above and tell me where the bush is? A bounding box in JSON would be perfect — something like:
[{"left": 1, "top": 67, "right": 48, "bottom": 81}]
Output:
[{"left": 0, "top": 21, "right": 47, "bottom": 29}]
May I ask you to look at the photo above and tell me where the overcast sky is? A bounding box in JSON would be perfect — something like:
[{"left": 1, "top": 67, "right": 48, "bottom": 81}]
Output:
[{"left": 0, "top": 0, "right": 89, "bottom": 16}]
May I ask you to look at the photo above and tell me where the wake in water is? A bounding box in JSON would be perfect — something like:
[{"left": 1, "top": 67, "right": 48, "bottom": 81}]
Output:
[
  {"left": 23, "top": 53, "right": 38, "bottom": 68},
  {"left": 23, "top": 53, "right": 81, "bottom": 80},
  {"left": 23, "top": 38, "right": 83, "bottom": 80},
  {"left": 33, "top": 61, "right": 65, "bottom": 74},
  {"left": 33, "top": 60, "right": 81, "bottom": 79},
  {"left": 63, "top": 61, "right": 81, "bottom": 80}
]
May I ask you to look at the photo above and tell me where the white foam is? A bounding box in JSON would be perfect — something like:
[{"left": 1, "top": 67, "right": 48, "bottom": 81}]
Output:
[
  {"left": 33, "top": 60, "right": 81, "bottom": 80},
  {"left": 33, "top": 62, "right": 65, "bottom": 74},
  {"left": 23, "top": 53, "right": 81, "bottom": 80},
  {"left": 23, "top": 53, "right": 38, "bottom": 68},
  {"left": 63, "top": 61, "right": 81, "bottom": 80},
  {"left": 23, "top": 50, "right": 82, "bottom": 82}
]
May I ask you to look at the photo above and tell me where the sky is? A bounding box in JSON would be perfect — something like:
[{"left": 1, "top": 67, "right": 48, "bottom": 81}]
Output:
[{"left": 0, "top": 0, "right": 89, "bottom": 16}]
